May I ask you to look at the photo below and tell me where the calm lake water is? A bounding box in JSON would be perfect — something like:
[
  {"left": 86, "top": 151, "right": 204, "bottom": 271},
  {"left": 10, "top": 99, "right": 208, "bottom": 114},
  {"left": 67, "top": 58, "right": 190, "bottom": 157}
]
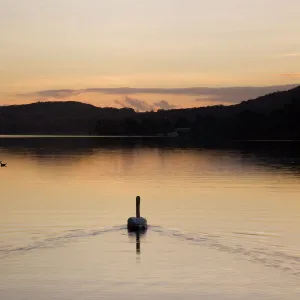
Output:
[{"left": 1, "top": 136, "right": 300, "bottom": 300}]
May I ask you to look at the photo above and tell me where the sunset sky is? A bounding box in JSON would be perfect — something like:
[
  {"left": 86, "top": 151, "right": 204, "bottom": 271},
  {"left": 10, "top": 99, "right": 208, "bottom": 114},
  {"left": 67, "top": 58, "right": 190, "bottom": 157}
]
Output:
[{"left": 0, "top": 0, "right": 299, "bottom": 111}]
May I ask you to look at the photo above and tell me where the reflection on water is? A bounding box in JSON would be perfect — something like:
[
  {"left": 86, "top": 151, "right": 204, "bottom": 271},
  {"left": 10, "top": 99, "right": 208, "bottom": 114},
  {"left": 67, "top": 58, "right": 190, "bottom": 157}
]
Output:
[
  {"left": 128, "top": 229, "right": 148, "bottom": 264},
  {"left": 1, "top": 136, "right": 300, "bottom": 174},
  {"left": 128, "top": 229, "right": 147, "bottom": 257},
  {"left": 1, "top": 136, "right": 300, "bottom": 300}
]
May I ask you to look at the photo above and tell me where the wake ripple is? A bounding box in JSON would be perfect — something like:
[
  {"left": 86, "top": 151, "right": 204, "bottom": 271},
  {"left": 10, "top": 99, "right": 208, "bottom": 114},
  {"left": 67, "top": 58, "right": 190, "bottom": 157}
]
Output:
[
  {"left": 0, "top": 225, "right": 126, "bottom": 258},
  {"left": 2, "top": 225, "right": 300, "bottom": 276},
  {"left": 151, "top": 226, "right": 300, "bottom": 276}
]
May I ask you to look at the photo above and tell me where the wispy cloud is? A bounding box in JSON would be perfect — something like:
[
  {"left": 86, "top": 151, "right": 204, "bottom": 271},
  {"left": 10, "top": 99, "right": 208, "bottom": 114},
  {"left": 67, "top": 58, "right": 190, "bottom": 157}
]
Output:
[
  {"left": 114, "top": 96, "right": 176, "bottom": 112},
  {"left": 115, "top": 96, "right": 154, "bottom": 112},
  {"left": 25, "top": 89, "right": 81, "bottom": 99},
  {"left": 18, "top": 84, "right": 298, "bottom": 109},
  {"left": 153, "top": 100, "right": 176, "bottom": 110}
]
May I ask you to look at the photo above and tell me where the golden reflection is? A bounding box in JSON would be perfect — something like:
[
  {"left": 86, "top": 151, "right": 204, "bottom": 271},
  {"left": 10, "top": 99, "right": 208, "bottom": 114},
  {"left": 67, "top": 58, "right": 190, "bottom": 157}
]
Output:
[
  {"left": 1, "top": 138, "right": 300, "bottom": 235},
  {"left": 1, "top": 137, "right": 300, "bottom": 293}
]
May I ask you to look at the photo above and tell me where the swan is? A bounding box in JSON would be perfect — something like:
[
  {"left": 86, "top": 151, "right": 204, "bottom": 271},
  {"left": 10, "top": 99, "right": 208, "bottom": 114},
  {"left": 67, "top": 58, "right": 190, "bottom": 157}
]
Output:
[{"left": 127, "top": 196, "right": 148, "bottom": 231}]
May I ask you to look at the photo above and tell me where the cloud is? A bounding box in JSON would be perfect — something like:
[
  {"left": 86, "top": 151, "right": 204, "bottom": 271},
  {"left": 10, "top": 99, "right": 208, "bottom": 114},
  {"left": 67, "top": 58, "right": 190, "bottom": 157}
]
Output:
[
  {"left": 115, "top": 96, "right": 154, "bottom": 112},
  {"left": 195, "top": 84, "right": 299, "bottom": 103},
  {"left": 114, "top": 99, "right": 127, "bottom": 108},
  {"left": 153, "top": 100, "right": 176, "bottom": 110},
  {"left": 114, "top": 97, "right": 177, "bottom": 112},
  {"left": 22, "top": 89, "right": 80, "bottom": 99},
  {"left": 19, "top": 84, "right": 298, "bottom": 106}
]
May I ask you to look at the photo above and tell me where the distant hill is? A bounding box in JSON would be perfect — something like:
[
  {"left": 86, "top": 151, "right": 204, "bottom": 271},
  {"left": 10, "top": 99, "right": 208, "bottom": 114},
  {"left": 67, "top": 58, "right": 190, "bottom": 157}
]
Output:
[
  {"left": 147, "top": 85, "right": 300, "bottom": 119},
  {"left": 0, "top": 101, "right": 135, "bottom": 134},
  {"left": 0, "top": 85, "right": 299, "bottom": 139},
  {"left": 233, "top": 85, "right": 300, "bottom": 113}
]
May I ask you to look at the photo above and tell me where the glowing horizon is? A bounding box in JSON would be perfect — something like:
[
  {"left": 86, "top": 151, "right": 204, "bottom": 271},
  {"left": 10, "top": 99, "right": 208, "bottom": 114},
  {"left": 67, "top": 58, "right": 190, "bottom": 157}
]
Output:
[{"left": 1, "top": 0, "right": 299, "bottom": 110}]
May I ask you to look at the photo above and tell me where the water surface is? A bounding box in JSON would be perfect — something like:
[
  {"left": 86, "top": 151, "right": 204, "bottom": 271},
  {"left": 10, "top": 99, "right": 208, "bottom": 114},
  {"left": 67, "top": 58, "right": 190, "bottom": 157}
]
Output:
[{"left": 1, "top": 137, "right": 300, "bottom": 299}]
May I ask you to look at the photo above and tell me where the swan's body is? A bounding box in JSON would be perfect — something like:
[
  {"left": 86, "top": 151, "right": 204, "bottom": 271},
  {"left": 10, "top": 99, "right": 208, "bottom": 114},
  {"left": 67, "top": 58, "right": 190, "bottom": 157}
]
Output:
[{"left": 127, "top": 217, "right": 147, "bottom": 231}]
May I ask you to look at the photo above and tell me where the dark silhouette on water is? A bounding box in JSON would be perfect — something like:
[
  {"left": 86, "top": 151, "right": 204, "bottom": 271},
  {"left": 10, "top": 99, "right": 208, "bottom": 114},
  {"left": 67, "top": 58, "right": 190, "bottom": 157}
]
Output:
[
  {"left": 136, "top": 230, "right": 141, "bottom": 254},
  {"left": 127, "top": 196, "right": 148, "bottom": 231},
  {"left": 128, "top": 229, "right": 147, "bottom": 256},
  {"left": 0, "top": 161, "right": 7, "bottom": 167},
  {"left": 127, "top": 229, "right": 147, "bottom": 263}
]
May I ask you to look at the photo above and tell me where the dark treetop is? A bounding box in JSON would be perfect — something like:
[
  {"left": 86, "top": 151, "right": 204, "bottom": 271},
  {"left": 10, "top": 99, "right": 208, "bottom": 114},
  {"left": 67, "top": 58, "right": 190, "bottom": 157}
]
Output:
[{"left": 0, "top": 85, "right": 299, "bottom": 141}]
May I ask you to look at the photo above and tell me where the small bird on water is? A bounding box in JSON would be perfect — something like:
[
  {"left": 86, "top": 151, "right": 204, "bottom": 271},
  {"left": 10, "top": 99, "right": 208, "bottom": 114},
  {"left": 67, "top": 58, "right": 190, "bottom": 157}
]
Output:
[{"left": 0, "top": 161, "right": 7, "bottom": 167}]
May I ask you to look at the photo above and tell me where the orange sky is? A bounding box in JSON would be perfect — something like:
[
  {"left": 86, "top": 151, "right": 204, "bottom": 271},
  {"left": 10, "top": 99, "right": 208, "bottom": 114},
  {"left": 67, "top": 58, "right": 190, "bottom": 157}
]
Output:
[{"left": 0, "top": 0, "right": 299, "bottom": 110}]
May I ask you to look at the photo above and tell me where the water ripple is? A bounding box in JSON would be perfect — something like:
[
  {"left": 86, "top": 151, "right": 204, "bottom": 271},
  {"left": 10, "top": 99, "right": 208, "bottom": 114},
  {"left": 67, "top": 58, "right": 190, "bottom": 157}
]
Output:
[
  {"left": 152, "top": 226, "right": 300, "bottom": 276},
  {"left": 2, "top": 224, "right": 300, "bottom": 277},
  {"left": 0, "top": 225, "right": 126, "bottom": 258}
]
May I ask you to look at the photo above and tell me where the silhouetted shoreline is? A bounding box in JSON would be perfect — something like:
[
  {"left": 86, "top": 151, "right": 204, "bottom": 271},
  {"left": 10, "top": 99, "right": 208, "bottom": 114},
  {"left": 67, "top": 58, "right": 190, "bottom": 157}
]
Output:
[{"left": 0, "top": 85, "right": 299, "bottom": 141}]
